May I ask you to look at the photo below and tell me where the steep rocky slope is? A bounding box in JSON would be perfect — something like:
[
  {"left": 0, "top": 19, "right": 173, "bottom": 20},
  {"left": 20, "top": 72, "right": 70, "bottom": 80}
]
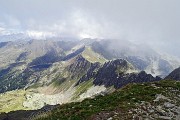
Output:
[
  {"left": 76, "top": 58, "right": 161, "bottom": 88},
  {"left": 165, "top": 67, "right": 180, "bottom": 80},
  {"left": 93, "top": 59, "right": 161, "bottom": 88}
]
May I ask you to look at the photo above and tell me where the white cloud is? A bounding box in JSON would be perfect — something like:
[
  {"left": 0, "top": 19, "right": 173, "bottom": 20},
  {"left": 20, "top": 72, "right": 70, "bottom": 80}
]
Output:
[
  {"left": 26, "top": 30, "right": 56, "bottom": 39},
  {"left": 0, "top": 0, "right": 180, "bottom": 57},
  {"left": 23, "top": 10, "right": 104, "bottom": 39}
]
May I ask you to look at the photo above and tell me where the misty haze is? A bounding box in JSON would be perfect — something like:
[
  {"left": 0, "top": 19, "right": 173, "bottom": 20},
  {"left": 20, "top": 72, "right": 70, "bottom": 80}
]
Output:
[{"left": 0, "top": 0, "right": 180, "bottom": 120}]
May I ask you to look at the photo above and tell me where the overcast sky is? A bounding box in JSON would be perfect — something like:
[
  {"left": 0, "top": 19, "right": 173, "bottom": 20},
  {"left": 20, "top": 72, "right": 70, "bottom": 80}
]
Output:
[{"left": 0, "top": 0, "right": 180, "bottom": 57}]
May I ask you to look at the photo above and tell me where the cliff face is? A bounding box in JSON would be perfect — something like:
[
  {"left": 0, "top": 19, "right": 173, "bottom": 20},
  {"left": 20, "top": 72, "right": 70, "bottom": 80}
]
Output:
[
  {"left": 73, "top": 58, "right": 161, "bottom": 89},
  {"left": 93, "top": 59, "right": 161, "bottom": 88}
]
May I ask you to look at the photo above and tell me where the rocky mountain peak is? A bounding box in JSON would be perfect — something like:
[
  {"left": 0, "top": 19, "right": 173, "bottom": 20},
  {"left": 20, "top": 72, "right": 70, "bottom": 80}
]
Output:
[
  {"left": 66, "top": 55, "right": 92, "bottom": 79},
  {"left": 103, "top": 59, "right": 136, "bottom": 74},
  {"left": 165, "top": 67, "right": 180, "bottom": 80},
  {"left": 93, "top": 59, "right": 161, "bottom": 88}
]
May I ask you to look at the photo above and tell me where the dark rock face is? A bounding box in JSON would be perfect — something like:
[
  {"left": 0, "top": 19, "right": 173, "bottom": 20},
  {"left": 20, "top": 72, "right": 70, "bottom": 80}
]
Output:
[
  {"left": 66, "top": 55, "right": 92, "bottom": 80},
  {"left": 165, "top": 67, "right": 180, "bottom": 80},
  {"left": 76, "top": 62, "right": 100, "bottom": 85},
  {"left": 93, "top": 59, "right": 131, "bottom": 87},
  {"left": 76, "top": 58, "right": 161, "bottom": 89},
  {"left": 93, "top": 59, "right": 161, "bottom": 89}
]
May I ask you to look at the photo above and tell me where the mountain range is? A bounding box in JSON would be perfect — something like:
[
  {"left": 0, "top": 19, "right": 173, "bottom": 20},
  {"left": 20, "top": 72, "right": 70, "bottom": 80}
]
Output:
[{"left": 0, "top": 37, "right": 179, "bottom": 119}]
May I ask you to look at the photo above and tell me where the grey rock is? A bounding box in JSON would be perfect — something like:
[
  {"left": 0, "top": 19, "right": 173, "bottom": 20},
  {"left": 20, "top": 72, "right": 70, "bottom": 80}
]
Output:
[
  {"left": 148, "top": 109, "right": 154, "bottom": 113},
  {"left": 159, "top": 116, "right": 171, "bottom": 120},
  {"left": 107, "top": 117, "right": 113, "bottom": 120},
  {"left": 164, "top": 102, "right": 175, "bottom": 108},
  {"left": 154, "top": 94, "right": 167, "bottom": 102}
]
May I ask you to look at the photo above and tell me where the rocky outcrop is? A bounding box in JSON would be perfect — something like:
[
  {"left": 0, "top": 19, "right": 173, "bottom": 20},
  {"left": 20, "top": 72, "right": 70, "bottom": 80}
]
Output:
[
  {"left": 93, "top": 59, "right": 161, "bottom": 88},
  {"left": 165, "top": 67, "right": 180, "bottom": 80},
  {"left": 129, "top": 93, "right": 180, "bottom": 120},
  {"left": 66, "top": 55, "right": 92, "bottom": 80},
  {"left": 76, "top": 62, "right": 100, "bottom": 85},
  {"left": 76, "top": 59, "right": 161, "bottom": 89}
]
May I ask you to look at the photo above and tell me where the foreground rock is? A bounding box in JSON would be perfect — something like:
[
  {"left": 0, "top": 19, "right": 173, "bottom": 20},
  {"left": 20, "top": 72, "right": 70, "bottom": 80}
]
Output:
[{"left": 0, "top": 80, "right": 179, "bottom": 120}]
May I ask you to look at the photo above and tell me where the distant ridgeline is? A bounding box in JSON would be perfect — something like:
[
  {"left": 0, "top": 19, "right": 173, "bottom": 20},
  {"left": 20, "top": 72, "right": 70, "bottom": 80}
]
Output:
[{"left": 0, "top": 39, "right": 178, "bottom": 93}]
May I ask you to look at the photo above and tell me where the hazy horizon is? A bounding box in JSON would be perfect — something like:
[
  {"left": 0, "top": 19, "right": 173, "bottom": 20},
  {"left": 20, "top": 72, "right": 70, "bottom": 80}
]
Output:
[{"left": 0, "top": 0, "right": 180, "bottom": 57}]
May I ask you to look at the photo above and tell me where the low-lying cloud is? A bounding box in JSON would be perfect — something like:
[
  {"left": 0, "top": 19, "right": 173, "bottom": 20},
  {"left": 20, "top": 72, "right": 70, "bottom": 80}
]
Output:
[{"left": 0, "top": 0, "right": 180, "bottom": 57}]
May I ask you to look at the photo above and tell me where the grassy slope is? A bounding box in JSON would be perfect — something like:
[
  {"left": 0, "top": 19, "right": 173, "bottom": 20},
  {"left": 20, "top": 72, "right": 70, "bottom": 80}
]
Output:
[
  {"left": 0, "top": 54, "right": 96, "bottom": 114},
  {"left": 0, "top": 90, "right": 30, "bottom": 113},
  {"left": 72, "top": 79, "right": 94, "bottom": 100},
  {"left": 35, "top": 80, "right": 180, "bottom": 120},
  {"left": 82, "top": 46, "right": 107, "bottom": 63}
]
